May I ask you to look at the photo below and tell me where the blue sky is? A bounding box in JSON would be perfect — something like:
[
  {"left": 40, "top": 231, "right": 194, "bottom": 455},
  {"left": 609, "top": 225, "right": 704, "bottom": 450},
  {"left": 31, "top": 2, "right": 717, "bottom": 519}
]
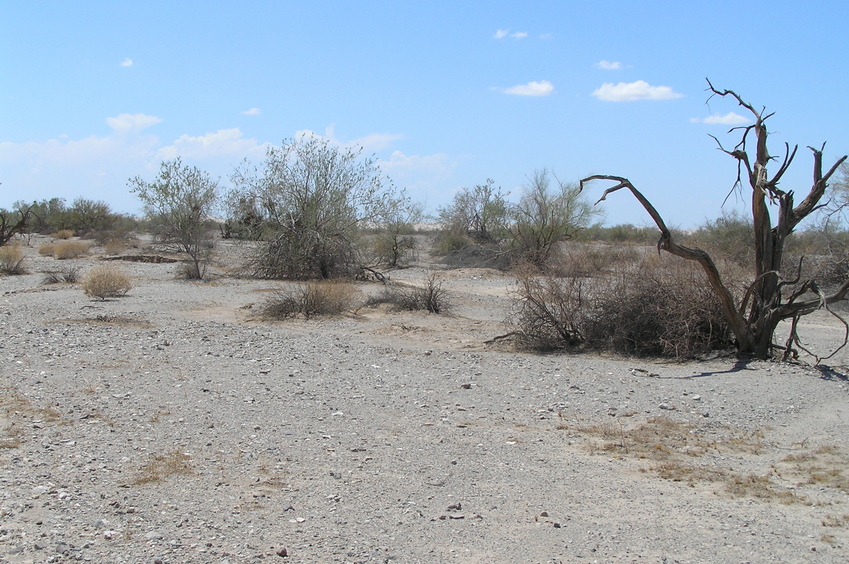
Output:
[{"left": 2, "top": 1, "right": 847, "bottom": 227}]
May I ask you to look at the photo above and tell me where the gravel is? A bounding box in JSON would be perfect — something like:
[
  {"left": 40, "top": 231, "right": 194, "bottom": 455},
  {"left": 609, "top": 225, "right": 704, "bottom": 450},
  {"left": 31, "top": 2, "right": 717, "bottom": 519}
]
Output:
[{"left": 2, "top": 237, "right": 849, "bottom": 563}]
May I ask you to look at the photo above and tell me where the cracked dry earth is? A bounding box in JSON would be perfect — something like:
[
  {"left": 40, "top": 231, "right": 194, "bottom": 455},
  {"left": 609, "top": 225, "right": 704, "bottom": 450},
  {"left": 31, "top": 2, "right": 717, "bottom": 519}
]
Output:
[{"left": 3, "top": 237, "right": 849, "bottom": 563}]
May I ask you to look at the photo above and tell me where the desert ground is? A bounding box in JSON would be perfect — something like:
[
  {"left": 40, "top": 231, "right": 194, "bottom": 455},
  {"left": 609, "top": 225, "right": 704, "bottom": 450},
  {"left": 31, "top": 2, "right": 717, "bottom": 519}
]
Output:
[{"left": 3, "top": 235, "right": 849, "bottom": 563}]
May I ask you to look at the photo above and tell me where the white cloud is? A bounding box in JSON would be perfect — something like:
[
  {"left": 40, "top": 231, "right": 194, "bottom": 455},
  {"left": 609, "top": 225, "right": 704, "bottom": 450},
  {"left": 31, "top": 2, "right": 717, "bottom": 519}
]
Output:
[
  {"left": 241, "top": 107, "right": 261, "bottom": 116},
  {"left": 106, "top": 113, "right": 163, "bottom": 134},
  {"left": 120, "top": 58, "right": 133, "bottom": 67},
  {"left": 351, "top": 132, "right": 404, "bottom": 152},
  {"left": 379, "top": 150, "right": 457, "bottom": 199},
  {"left": 597, "top": 60, "right": 622, "bottom": 70},
  {"left": 291, "top": 125, "right": 403, "bottom": 153},
  {"left": 591, "top": 80, "right": 683, "bottom": 102},
  {"left": 502, "top": 80, "right": 554, "bottom": 96},
  {"left": 494, "top": 29, "right": 527, "bottom": 39},
  {"left": 689, "top": 112, "right": 750, "bottom": 125},
  {"left": 156, "top": 128, "right": 268, "bottom": 161}
]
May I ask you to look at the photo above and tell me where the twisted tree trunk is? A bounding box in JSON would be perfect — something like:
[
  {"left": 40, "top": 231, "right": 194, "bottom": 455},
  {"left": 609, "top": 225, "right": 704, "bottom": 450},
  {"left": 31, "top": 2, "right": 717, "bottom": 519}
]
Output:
[{"left": 581, "top": 81, "right": 848, "bottom": 360}]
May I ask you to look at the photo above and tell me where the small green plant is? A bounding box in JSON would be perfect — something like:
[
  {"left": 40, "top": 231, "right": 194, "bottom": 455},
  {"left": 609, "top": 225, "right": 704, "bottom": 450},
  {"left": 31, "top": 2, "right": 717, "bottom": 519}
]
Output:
[
  {"left": 81, "top": 265, "right": 132, "bottom": 300},
  {"left": 0, "top": 244, "right": 27, "bottom": 275},
  {"left": 263, "top": 281, "right": 360, "bottom": 319}
]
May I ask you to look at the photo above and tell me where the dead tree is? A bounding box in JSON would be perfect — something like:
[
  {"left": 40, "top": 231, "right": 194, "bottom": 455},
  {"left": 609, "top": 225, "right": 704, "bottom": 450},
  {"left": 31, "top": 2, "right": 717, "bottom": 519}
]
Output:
[
  {"left": 0, "top": 206, "right": 32, "bottom": 246},
  {"left": 581, "top": 81, "right": 848, "bottom": 360}
]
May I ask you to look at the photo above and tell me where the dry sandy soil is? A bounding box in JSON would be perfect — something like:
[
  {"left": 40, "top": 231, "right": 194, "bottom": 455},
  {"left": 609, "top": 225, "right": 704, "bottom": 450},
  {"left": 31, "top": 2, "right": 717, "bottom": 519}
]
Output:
[{"left": 3, "top": 236, "right": 849, "bottom": 563}]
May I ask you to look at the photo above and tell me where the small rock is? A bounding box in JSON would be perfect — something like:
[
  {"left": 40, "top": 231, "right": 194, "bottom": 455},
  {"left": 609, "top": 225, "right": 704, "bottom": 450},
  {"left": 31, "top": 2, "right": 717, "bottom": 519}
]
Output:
[
  {"left": 460, "top": 383, "right": 472, "bottom": 389},
  {"left": 56, "top": 542, "right": 71, "bottom": 555},
  {"left": 276, "top": 547, "right": 288, "bottom": 557},
  {"left": 692, "top": 395, "right": 701, "bottom": 401}
]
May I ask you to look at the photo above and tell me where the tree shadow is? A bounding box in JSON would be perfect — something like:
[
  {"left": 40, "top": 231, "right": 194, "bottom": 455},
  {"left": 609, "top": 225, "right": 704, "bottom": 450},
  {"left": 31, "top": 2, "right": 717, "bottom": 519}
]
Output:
[{"left": 814, "top": 364, "right": 849, "bottom": 381}]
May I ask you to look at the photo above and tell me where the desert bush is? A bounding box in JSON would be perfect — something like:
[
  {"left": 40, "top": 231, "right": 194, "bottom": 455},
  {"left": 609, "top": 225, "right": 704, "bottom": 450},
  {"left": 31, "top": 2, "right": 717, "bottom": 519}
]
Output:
[
  {"left": 52, "top": 240, "right": 89, "bottom": 259},
  {"left": 38, "top": 243, "right": 55, "bottom": 256},
  {"left": 262, "top": 281, "right": 360, "bottom": 319},
  {"left": 512, "top": 256, "right": 734, "bottom": 358},
  {"left": 508, "top": 170, "right": 598, "bottom": 268},
  {"left": 369, "top": 273, "right": 449, "bottom": 313},
  {"left": 548, "top": 243, "right": 641, "bottom": 278},
  {"left": 130, "top": 158, "right": 219, "bottom": 280},
  {"left": 42, "top": 265, "right": 80, "bottom": 285},
  {"left": 103, "top": 238, "right": 128, "bottom": 256},
  {"left": 369, "top": 200, "right": 423, "bottom": 268},
  {"left": 0, "top": 244, "right": 27, "bottom": 275},
  {"left": 231, "top": 135, "right": 399, "bottom": 280},
  {"left": 81, "top": 265, "right": 132, "bottom": 300},
  {"left": 686, "top": 210, "right": 754, "bottom": 268},
  {"left": 54, "top": 229, "right": 75, "bottom": 239},
  {"left": 438, "top": 179, "right": 509, "bottom": 245}
]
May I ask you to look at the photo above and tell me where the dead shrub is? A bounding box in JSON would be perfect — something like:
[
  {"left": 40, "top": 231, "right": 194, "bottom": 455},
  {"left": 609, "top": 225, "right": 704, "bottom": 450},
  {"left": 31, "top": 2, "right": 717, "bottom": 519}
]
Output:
[
  {"left": 511, "top": 255, "right": 734, "bottom": 358},
  {"left": 54, "top": 229, "right": 75, "bottom": 240},
  {"left": 263, "top": 281, "right": 359, "bottom": 319},
  {"left": 511, "top": 265, "right": 585, "bottom": 350},
  {"left": 0, "top": 244, "right": 27, "bottom": 275},
  {"left": 368, "top": 273, "right": 450, "bottom": 313},
  {"left": 81, "top": 265, "right": 132, "bottom": 300},
  {"left": 52, "top": 240, "right": 89, "bottom": 259},
  {"left": 42, "top": 265, "right": 80, "bottom": 285}
]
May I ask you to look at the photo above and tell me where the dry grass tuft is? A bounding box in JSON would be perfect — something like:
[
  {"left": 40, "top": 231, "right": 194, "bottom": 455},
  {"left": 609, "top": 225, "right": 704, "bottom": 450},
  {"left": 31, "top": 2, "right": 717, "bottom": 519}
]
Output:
[
  {"left": 1, "top": 386, "right": 63, "bottom": 448},
  {"left": 262, "top": 281, "right": 360, "bottom": 319},
  {"left": 53, "top": 229, "right": 75, "bottom": 239},
  {"left": 0, "top": 243, "right": 27, "bottom": 275},
  {"left": 132, "top": 449, "right": 195, "bottom": 484},
  {"left": 567, "top": 417, "right": 807, "bottom": 502},
  {"left": 777, "top": 446, "right": 849, "bottom": 494},
  {"left": 52, "top": 240, "right": 90, "bottom": 259},
  {"left": 42, "top": 265, "right": 81, "bottom": 285},
  {"left": 81, "top": 264, "right": 132, "bottom": 300}
]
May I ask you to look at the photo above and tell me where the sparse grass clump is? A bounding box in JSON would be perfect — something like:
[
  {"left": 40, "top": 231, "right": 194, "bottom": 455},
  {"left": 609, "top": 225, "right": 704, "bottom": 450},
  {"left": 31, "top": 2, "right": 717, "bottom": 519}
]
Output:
[
  {"left": 42, "top": 265, "right": 80, "bottom": 285},
  {"left": 133, "top": 449, "right": 194, "bottom": 484},
  {"left": 54, "top": 229, "right": 75, "bottom": 240},
  {"left": 0, "top": 244, "right": 27, "bottom": 275},
  {"left": 38, "top": 243, "right": 55, "bottom": 256},
  {"left": 263, "top": 281, "right": 359, "bottom": 319},
  {"left": 81, "top": 264, "right": 132, "bottom": 300},
  {"left": 52, "top": 240, "right": 90, "bottom": 259}
]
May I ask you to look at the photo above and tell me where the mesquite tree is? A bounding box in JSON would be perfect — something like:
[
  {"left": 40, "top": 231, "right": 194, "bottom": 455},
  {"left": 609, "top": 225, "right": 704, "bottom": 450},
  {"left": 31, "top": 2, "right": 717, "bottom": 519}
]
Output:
[{"left": 581, "top": 81, "right": 848, "bottom": 360}]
